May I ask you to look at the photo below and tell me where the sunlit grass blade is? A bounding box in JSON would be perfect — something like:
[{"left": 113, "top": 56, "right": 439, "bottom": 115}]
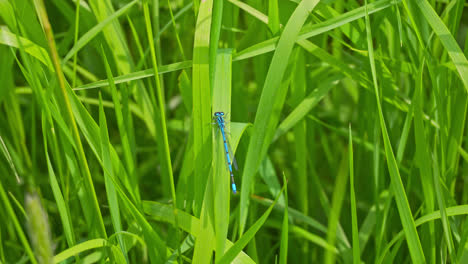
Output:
[
  {"left": 209, "top": 0, "right": 223, "bottom": 89},
  {"left": 0, "top": 0, "right": 15, "bottom": 28},
  {"left": 212, "top": 49, "right": 233, "bottom": 262},
  {"left": 192, "top": 0, "right": 213, "bottom": 215},
  {"left": 227, "top": 0, "right": 268, "bottom": 24},
  {"left": 239, "top": 0, "right": 320, "bottom": 235},
  {"left": 192, "top": 169, "right": 216, "bottom": 263},
  {"left": 110, "top": 244, "right": 127, "bottom": 264},
  {"left": 268, "top": 0, "right": 280, "bottom": 34},
  {"left": 53, "top": 239, "right": 108, "bottom": 263},
  {"left": 0, "top": 27, "right": 53, "bottom": 71}
]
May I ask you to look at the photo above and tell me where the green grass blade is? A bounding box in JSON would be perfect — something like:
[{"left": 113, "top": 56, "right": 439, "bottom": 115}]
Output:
[
  {"left": 364, "top": 1, "right": 425, "bottom": 262},
  {"left": 413, "top": 0, "right": 468, "bottom": 91},
  {"left": 431, "top": 146, "right": 455, "bottom": 261},
  {"left": 412, "top": 63, "right": 436, "bottom": 261},
  {"left": 143, "top": 1, "right": 176, "bottom": 204},
  {"left": 263, "top": 220, "right": 338, "bottom": 253},
  {"left": 55, "top": 63, "right": 168, "bottom": 264},
  {"left": 192, "top": 170, "right": 216, "bottom": 263},
  {"left": 5, "top": 0, "right": 468, "bottom": 262},
  {"left": 42, "top": 116, "right": 76, "bottom": 248},
  {"left": 82, "top": 0, "right": 133, "bottom": 75},
  {"left": 290, "top": 49, "right": 308, "bottom": 227},
  {"left": 0, "top": 179, "right": 37, "bottom": 264},
  {"left": 209, "top": 0, "right": 223, "bottom": 89},
  {"left": 348, "top": 126, "right": 360, "bottom": 264},
  {"left": 74, "top": 98, "right": 167, "bottom": 262},
  {"left": 166, "top": 0, "right": 186, "bottom": 61},
  {"left": 324, "top": 150, "right": 349, "bottom": 264},
  {"left": 289, "top": 225, "right": 338, "bottom": 254},
  {"left": 70, "top": 0, "right": 81, "bottom": 88},
  {"left": 33, "top": 0, "right": 107, "bottom": 238},
  {"left": 135, "top": 2, "right": 193, "bottom": 70},
  {"left": 227, "top": 0, "right": 268, "bottom": 24},
  {"left": 239, "top": 0, "right": 320, "bottom": 235},
  {"left": 268, "top": 0, "right": 280, "bottom": 35},
  {"left": 251, "top": 194, "right": 329, "bottom": 234},
  {"left": 62, "top": 0, "right": 138, "bottom": 63},
  {"left": 53, "top": 239, "right": 108, "bottom": 263},
  {"left": 110, "top": 244, "right": 127, "bottom": 264},
  {"left": 177, "top": 70, "right": 192, "bottom": 112},
  {"left": 378, "top": 204, "right": 468, "bottom": 263},
  {"left": 0, "top": 27, "right": 53, "bottom": 71},
  {"left": 98, "top": 93, "right": 127, "bottom": 263},
  {"left": 101, "top": 48, "right": 138, "bottom": 201},
  {"left": 212, "top": 49, "right": 233, "bottom": 262},
  {"left": 259, "top": 157, "right": 285, "bottom": 207},
  {"left": 0, "top": 0, "right": 15, "bottom": 29},
  {"left": 219, "top": 184, "right": 285, "bottom": 264},
  {"left": 0, "top": 133, "right": 21, "bottom": 184},
  {"left": 192, "top": 0, "right": 213, "bottom": 215},
  {"left": 143, "top": 201, "right": 256, "bottom": 264},
  {"left": 279, "top": 175, "right": 288, "bottom": 264},
  {"left": 274, "top": 75, "right": 339, "bottom": 141},
  {"left": 65, "top": 87, "right": 133, "bottom": 196},
  {"left": 193, "top": 52, "right": 249, "bottom": 261},
  {"left": 74, "top": 61, "right": 192, "bottom": 90},
  {"left": 233, "top": 0, "right": 395, "bottom": 61}
]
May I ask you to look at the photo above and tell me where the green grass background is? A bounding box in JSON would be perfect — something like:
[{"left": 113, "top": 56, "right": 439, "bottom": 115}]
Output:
[{"left": 1, "top": 0, "right": 468, "bottom": 263}]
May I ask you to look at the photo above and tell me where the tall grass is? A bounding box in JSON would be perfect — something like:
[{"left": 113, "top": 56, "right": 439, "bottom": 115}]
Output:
[{"left": 1, "top": 0, "right": 468, "bottom": 263}]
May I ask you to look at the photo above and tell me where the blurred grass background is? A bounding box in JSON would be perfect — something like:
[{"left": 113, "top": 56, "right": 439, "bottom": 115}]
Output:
[{"left": 1, "top": 0, "right": 468, "bottom": 263}]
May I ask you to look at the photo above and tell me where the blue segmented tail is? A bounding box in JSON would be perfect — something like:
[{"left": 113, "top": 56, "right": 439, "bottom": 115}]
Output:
[{"left": 214, "top": 111, "right": 238, "bottom": 194}]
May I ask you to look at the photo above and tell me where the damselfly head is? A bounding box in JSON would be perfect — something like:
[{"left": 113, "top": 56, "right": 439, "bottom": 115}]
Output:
[{"left": 214, "top": 112, "right": 225, "bottom": 117}]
